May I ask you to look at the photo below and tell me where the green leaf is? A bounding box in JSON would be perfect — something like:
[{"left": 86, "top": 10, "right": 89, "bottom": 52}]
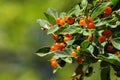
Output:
[
  {"left": 54, "top": 48, "right": 72, "bottom": 58},
  {"left": 111, "top": 0, "right": 119, "bottom": 7},
  {"left": 111, "top": 39, "right": 120, "bottom": 50},
  {"left": 66, "top": 39, "right": 75, "bottom": 46},
  {"left": 100, "top": 63, "right": 110, "bottom": 80},
  {"left": 61, "top": 26, "right": 82, "bottom": 35},
  {"left": 35, "top": 47, "right": 52, "bottom": 57},
  {"left": 61, "top": 57, "right": 72, "bottom": 63},
  {"left": 44, "top": 13, "right": 56, "bottom": 25},
  {"left": 83, "top": 30, "right": 90, "bottom": 36},
  {"left": 81, "top": 40, "right": 90, "bottom": 49},
  {"left": 68, "top": 5, "right": 82, "bottom": 16},
  {"left": 53, "top": 66, "right": 61, "bottom": 74},
  {"left": 98, "top": 53, "right": 120, "bottom": 66},
  {"left": 80, "top": 0, "right": 88, "bottom": 10},
  {"left": 47, "top": 8, "right": 58, "bottom": 18},
  {"left": 36, "top": 47, "right": 50, "bottom": 53},
  {"left": 47, "top": 25, "right": 59, "bottom": 34},
  {"left": 91, "top": 2, "right": 112, "bottom": 19},
  {"left": 87, "top": 45, "right": 94, "bottom": 55},
  {"left": 37, "top": 19, "right": 50, "bottom": 29},
  {"left": 60, "top": 12, "right": 66, "bottom": 19},
  {"left": 55, "top": 27, "right": 66, "bottom": 35},
  {"left": 95, "top": 17, "right": 112, "bottom": 27}
]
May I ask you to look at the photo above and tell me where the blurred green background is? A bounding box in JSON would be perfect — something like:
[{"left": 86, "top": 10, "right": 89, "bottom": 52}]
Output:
[{"left": 0, "top": 0, "right": 118, "bottom": 80}]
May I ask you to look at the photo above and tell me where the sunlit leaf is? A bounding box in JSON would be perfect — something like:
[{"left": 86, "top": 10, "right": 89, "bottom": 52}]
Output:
[
  {"left": 44, "top": 12, "right": 56, "bottom": 25},
  {"left": 60, "top": 12, "right": 66, "bottom": 18},
  {"left": 37, "top": 19, "right": 50, "bottom": 29},
  {"left": 61, "top": 57, "right": 72, "bottom": 63},
  {"left": 61, "top": 26, "right": 82, "bottom": 35},
  {"left": 54, "top": 48, "right": 72, "bottom": 58},
  {"left": 98, "top": 53, "right": 120, "bottom": 66},
  {"left": 47, "top": 25, "right": 59, "bottom": 34},
  {"left": 47, "top": 8, "right": 58, "bottom": 18},
  {"left": 80, "top": 0, "right": 88, "bottom": 10},
  {"left": 91, "top": 2, "right": 112, "bottom": 19},
  {"left": 81, "top": 40, "right": 90, "bottom": 49},
  {"left": 35, "top": 47, "right": 52, "bottom": 57},
  {"left": 111, "top": 39, "right": 120, "bottom": 50}
]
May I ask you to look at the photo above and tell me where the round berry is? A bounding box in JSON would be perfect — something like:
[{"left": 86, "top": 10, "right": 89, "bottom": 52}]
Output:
[
  {"left": 51, "top": 60, "right": 58, "bottom": 68},
  {"left": 87, "top": 22, "right": 94, "bottom": 29},
  {"left": 66, "top": 17, "right": 75, "bottom": 25},
  {"left": 102, "top": 30, "right": 112, "bottom": 38},
  {"left": 59, "top": 19, "right": 65, "bottom": 26},
  {"left": 64, "top": 37, "right": 71, "bottom": 42},
  {"left": 115, "top": 51, "right": 120, "bottom": 56},
  {"left": 50, "top": 58, "right": 56, "bottom": 62},
  {"left": 98, "top": 36, "right": 106, "bottom": 43},
  {"left": 56, "top": 17, "right": 65, "bottom": 26},
  {"left": 107, "top": 45, "right": 113, "bottom": 51},
  {"left": 52, "top": 34, "right": 59, "bottom": 41},
  {"left": 72, "top": 77, "right": 79, "bottom": 80},
  {"left": 50, "top": 46, "right": 56, "bottom": 51},
  {"left": 79, "top": 17, "right": 86, "bottom": 26},
  {"left": 76, "top": 46, "right": 81, "bottom": 51},
  {"left": 66, "top": 34, "right": 73, "bottom": 39},
  {"left": 104, "top": 7, "right": 112, "bottom": 15},
  {"left": 71, "top": 51, "right": 77, "bottom": 57},
  {"left": 76, "top": 58, "right": 82, "bottom": 64},
  {"left": 56, "top": 18, "right": 62, "bottom": 24}
]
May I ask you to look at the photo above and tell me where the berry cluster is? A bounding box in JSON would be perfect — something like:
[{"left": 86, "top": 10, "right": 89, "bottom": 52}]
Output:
[
  {"left": 50, "top": 43, "right": 65, "bottom": 51},
  {"left": 37, "top": 0, "right": 120, "bottom": 80}
]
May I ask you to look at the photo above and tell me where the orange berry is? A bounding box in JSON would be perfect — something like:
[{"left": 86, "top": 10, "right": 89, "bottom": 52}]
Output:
[
  {"left": 87, "top": 16, "right": 95, "bottom": 29},
  {"left": 50, "top": 58, "right": 56, "bottom": 62},
  {"left": 64, "top": 34, "right": 73, "bottom": 42},
  {"left": 72, "top": 77, "right": 79, "bottom": 80},
  {"left": 107, "top": 45, "right": 113, "bottom": 51},
  {"left": 56, "top": 18, "right": 65, "bottom": 26},
  {"left": 52, "top": 34, "right": 59, "bottom": 41},
  {"left": 60, "top": 43, "right": 65, "bottom": 48},
  {"left": 51, "top": 43, "right": 66, "bottom": 51},
  {"left": 66, "top": 17, "right": 75, "bottom": 25},
  {"left": 64, "top": 16, "right": 69, "bottom": 22},
  {"left": 59, "top": 43, "right": 65, "bottom": 51},
  {"left": 98, "top": 36, "right": 106, "bottom": 43},
  {"left": 59, "top": 19, "right": 65, "bottom": 26},
  {"left": 51, "top": 60, "right": 58, "bottom": 68},
  {"left": 90, "top": 37, "right": 94, "bottom": 42},
  {"left": 102, "top": 30, "right": 112, "bottom": 38},
  {"left": 115, "top": 51, "right": 120, "bottom": 56},
  {"left": 66, "top": 34, "right": 73, "bottom": 39},
  {"left": 64, "top": 37, "right": 71, "bottom": 42},
  {"left": 87, "top": 22, "right": 95, "bottom": 29},
  {"left": 88, "top": 16, "right": 94, "bottom": 23},
  {"left": 50, "top": 46, "right": 56, "bottom": 51},
  {"left": 56, "top": 18, "right": 62, "bottom": 24},
  {"left": 104, "top": 7, "right": 112, "bottom": 15},
  {"left": 54, "top": 43, "right": 60, "bottom": 47},
  {"left": 79, "top": 17, "right": 86, "bottom": 26},
  {"left": 76, "top": 58, "right": 82, "bottom": 64},
  {"left": 71, "top": 51, "right": 77, "bottom": 57},
  {"left": 76, "top": 46, "right": 81, "bottom": 51}
]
